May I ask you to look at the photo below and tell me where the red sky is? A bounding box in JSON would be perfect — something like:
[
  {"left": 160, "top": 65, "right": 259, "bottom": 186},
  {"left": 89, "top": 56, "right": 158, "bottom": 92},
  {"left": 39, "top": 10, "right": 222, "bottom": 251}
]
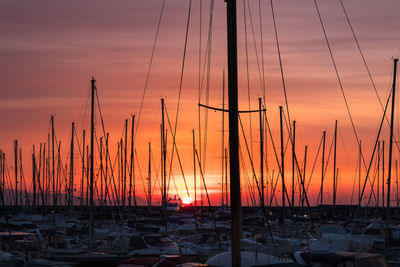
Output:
[{"left": 0, "top": 0, "right": 400, "bottom": 206}]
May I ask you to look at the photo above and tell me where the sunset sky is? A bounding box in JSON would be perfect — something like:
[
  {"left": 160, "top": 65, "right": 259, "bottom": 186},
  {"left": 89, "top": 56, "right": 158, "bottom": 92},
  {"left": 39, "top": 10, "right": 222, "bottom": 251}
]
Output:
[{"left": 0, "top": 0, "right": 400, "bottom": 206}]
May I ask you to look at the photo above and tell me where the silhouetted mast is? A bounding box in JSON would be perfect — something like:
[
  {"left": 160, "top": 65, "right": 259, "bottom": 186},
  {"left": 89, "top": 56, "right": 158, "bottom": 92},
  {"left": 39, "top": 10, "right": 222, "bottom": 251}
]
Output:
[
  {"left": 89, "top": 76, "right": 95, "bottom": 251},
  {"left": 129, "top": 115, "right": 135, "bottom": 207},
  {"left": 226, "top": 0, "right": 242, "bottom": 263},
  {"left": 193, "top": 130, "right": 196, "bottom": 210},
  {"left": 292, "top": 121, "right": 296, "bottom": 208},
  {"left": 147, "top": 142, "right": 151, "bottom": 208},
  {"left": 124, "top": 119, "right": 128, "bottom": 207},
  {"left": 320, "top": 131, "right": 326, "bottom": 206},
  {"left": 161, "top": 99, "right": 167, "bottom": 226},
  {"left": 81, "top": 130, "right": 85, "bottom": 208},
  {"left": 100, "top": 137, "right": 103, "bottom": 206},
  {"left": 333, "top": 121, "right": 338, "bottom": 210},
  {"left": 32, "top": 146, "right": 36, "bottom": 208},
  {"left": 105, "top": 133, "right": 109, "bottom": 206},
  {"left": 382, "top": 140, "right": 385, "bottom": 208},
  {"left": 70, "top": 122, "right": 74, "bottom": 208},
  {"left": 386, "top": 58, "right": 398, "bottom": 247},
  {"left": 14, "top": 140, "right": 18, "bottom": 206},
  {"left": 279, "top": 106, "right": 285, "bottom": 220},
  {"left": 259, "top": 98, "right": 264, "bottom": 207},
  {"left": 51, "top": 115, "right": 55, "bottom": 217}
]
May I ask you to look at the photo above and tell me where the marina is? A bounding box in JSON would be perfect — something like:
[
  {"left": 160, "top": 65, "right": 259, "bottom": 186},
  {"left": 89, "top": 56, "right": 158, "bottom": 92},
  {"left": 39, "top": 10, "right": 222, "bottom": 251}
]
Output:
[{"left": 1, "top": 0, "right": 400, "bottom": 266}]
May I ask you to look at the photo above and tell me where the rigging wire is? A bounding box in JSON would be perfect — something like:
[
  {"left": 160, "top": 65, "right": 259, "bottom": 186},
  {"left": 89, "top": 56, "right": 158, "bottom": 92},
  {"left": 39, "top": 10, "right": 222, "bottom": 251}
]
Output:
[
  {"left": 245, "top": 0, "right": 266, "bottom": 101},
  {"left": 270, "top": 0, "right": 291, "bottom": 131},
  {"left": 313, "top": 0, "right": 369, "bottom": 171},
  {"left": 258, "top": 0, "right": 266, "bottom": 102},
  {"left": 197, "top": 0, "right": 202, "bottom": 176},
  {"left": 339, "top": 0, "right": 400, "bottom": 154},
  {"left": 167, "top": 0, "right": 192, "bottom": 192},
  {"left": 135, "top": 0, "right": 166, "bottom": 137},
  {"left": 243, "top": 0, "right": 254, "bottom": 158},
  {"left": 201, "top": 0, "right": 214, "bottom": 175}
]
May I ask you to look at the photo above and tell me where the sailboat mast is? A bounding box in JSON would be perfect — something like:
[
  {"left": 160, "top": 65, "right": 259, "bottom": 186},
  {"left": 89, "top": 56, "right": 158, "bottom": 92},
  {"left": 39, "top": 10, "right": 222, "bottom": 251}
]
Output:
[
  {"left": 386, "top": 58, "right": 398, "bottom": 246},
  {"left": 259, "top": 98, "right": 264, "bottom": 207},
  {"left": 70, "top": 122, "right": 74, "bottom": 208},
  {"left": 19, "top": 148, "right": 23, "bottom": 205},
  {"left": 100, "top": 137, "right": 103, "bottom": 206},
  {"left": 382, "top": 140, "right": 385, "bottom": 208},
  {"left": 161, "top": 98, "right": 167, "bottom": 224},
  {"left": 89, "top": 76, "right": 95, "bottom": 251},
  {"left": 280, "top": 106, "right": 285, "bottom": 219},
  {"left": 129, "top": 115, "right": 135, "bottom": 207},
  {"left": 148, "top": 142, "right": 151, "bottom": 208},
  {"left": 32, "top": 146, "right": 36, "bottom": 209},
  {"left": 320, "top": 131, "right": 326, "bottom": 206},
  {"left": 292, "top": 121, "right": 296, "bottom": 208},
  {"left": 377, "top": 141, "right": 380, "bottom": 208},
  {"left": 51, "top": 115, "right": 55, "bottom": 215},
  {"left": 81, "top": 130, "right": 85, "bottom": 208},
  {"left": 359, "top": 141, "right": 362, "bottom": 202},
  {"left": 124, "top": 119, "right": 128, "bottom": 207},
  {"left": 105, "top": 133, "right": 109, "bottom": 206},
  {"left": 333, "top": 121, "right": 338, "bottom": 209},
  {"left": 226, "top": 0, "right": 242, "bottom": 263},
  {"left": 193, "top": 129, "right": 196, "bottom": 210},
  {"left": 225, "top": 148, "right": 228, "bottom": 206},
  {"left": 222, "top": 70, "right": 225, "bottom": 207},
  {"left": 14, "top": 140, "right": 18, "bottom": 206}
]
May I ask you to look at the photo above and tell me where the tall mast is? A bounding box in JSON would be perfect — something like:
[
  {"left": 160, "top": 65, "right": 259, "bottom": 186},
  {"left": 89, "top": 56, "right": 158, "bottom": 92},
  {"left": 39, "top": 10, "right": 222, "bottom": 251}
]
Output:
[
  {"left": 43, "top": 143, "right": 47, "bottom": 207},
  {"left": 70, "top": 122, "right": 74, "bottom": 208},
  {"left": 193, "top": 130, "right": 196, "bottom": 210},
  {"left": 259, "top": 98, "right": 264, "bottom": 208},
  {"left": 19, "top": 148, "right": 23, "bottom": 205},
  {"left": 161, "top": 99, "right": 167, "bottom": 224},
  {"left": 302, "top": 146, "right": 308, "bottom": 209},
  {"left": 86, "top": 145, "right": 89, "bottom": 207},
  {"left": 279, "top": 106, "right": 285, "bottom": 220},
  {"left": 386, "top": 58, "right": 398, "bottom": 246},
  {"left": 89, "top": 76, "right": 95, "bottom": 251},
  {"left": 47, "top": 135, "right": 50, "bottom": 205},
  {"left": 124, "top": 119, "right": 128, "bottom": 207},
  {"left": 32, "top": 146, "right": 36, "bottom": 209},
  {"left": 292, "top": 121, "right": 296, "bottom": 208},
  {"left": 105, "top": 133, "right": 109, "bottom": 206},
  {"left": 100, "top": 137, "right": 103, "bottom": 206},
  {"left": 147, "top": 142, "right": 151, "bottom": 208},
  {"left": 358, "top": 141, "right": 362, "bottom": 202},
  {"left": 118, "top": 141, "right": 121, "bottom": 204},
  {"left": 377, "top": 141, "right": 380, "bottom": 208},
  {"left": 129, "top": 115, "right": 135, "bottom": 208},
  {"left": 333, "top": 121, "right": 338, "bottom": 210},
  {"left": 225, "top": 148, "right": 228, "bottom": 206},
  {"left": 81, "top": 130, "right": 85, "bottom": 208},
  {"left": 320, "top": 131, "right": 326, "bottom": 206},
  {"left": 222, "top": 70, "right": 225, "bottom": 207},
  {"left": 396, "top": 160, "right": 399, "bottom": 208},
  {"left": 56, "top": 142, "right": 61, "bottom": 206},
  {"left": 14, "top": 140, "right": 18, "bottom": 206},
  {"left": 51, "top": 115, "right": 55, "bottom": 216},
  {"left": 226, "top": 0, "right": 242, "bottom": 263},
  {"left": 382, "top": 140, "right": 385, "bottom": 208}
]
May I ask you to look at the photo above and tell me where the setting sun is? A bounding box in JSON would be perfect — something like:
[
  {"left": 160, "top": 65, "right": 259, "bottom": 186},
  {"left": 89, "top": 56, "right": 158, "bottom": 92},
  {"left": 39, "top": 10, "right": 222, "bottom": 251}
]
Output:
[{"left": 182, "top": 196, "right": 192, "bottom": 205}]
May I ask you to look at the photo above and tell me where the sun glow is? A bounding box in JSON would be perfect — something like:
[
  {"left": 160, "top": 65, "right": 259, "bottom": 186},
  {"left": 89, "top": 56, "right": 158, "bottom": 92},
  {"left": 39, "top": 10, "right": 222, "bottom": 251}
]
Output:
[{"left": 182, "top": 196, "right": 192, "bottom": 205}]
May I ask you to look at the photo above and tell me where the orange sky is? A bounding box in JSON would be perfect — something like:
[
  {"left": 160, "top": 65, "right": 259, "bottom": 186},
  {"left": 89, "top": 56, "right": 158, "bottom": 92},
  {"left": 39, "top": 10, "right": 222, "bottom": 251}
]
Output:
[{"left": 0, "top": 0, "right": 400, "bottom": 206}]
